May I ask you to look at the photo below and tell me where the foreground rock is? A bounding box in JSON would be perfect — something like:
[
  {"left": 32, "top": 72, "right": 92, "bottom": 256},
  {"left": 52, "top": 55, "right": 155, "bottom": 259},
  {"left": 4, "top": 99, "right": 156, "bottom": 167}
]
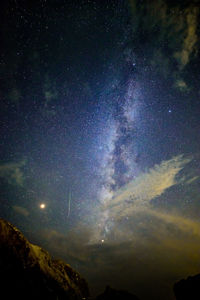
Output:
[
  {"left": 0, "top": 218, "right": 89, "bottom": 300},
  {"left": 96, "top": 286, "right": 140, "bottom": 300},
  {"left": 174, "top": 274, "right": 200, "bottom": 300}
]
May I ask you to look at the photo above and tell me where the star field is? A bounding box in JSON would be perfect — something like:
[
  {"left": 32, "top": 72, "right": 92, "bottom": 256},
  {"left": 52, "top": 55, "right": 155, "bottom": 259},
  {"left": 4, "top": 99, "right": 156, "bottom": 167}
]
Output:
[{"left": 1, "top": 1, "right": 200, "bottom": 300}]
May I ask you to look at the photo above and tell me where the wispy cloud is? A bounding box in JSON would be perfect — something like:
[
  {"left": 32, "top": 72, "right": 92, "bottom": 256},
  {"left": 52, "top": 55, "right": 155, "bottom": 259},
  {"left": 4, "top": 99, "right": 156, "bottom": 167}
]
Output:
[
  {"left": 104, "top": 155, "right": 191, "bottom": 219},
  {"left": 128, "top": 0, "right": 199, "bottom": 90},
  {"left": 174, "top": 6, "right": 199, "bottom": 69},
  {"left": 13, "top": 205, "right": 29, "bottom": 217},
  {"left": 0, "top": 160, "right": 26, "bottom": 186},
  {"left": 86, "top": 155, "right": 198, "bottom": 244}
]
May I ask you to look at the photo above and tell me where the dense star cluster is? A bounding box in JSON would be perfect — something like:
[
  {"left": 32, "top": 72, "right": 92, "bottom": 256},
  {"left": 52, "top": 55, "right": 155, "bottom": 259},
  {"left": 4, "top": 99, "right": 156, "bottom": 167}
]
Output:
[{"left": 1, "top": 1, "right": 200, "bottom": 300}]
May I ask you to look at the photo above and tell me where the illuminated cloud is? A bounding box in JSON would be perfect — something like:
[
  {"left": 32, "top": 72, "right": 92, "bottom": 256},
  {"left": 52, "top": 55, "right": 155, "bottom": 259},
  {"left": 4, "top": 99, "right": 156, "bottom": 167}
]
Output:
[
  {"left": 174, "top": 6, "right": 199, "bottom": 69},
  {"left": 40, "top": 225, "right": 93, "bottom": 263},
  {"left": 104, "top": 155, "right": 192, "bottom": 218},
  {"left": 145, "top": 208, "right": 200, "bottom": 238},
  {"left": 88, "top": 155, "right": 197, "bottom": 244},
  {"left": 13, "top": 205, "right": 29, "bottom": 217},
  {"left": 186, "top": 176, "right": 199, "bottom": 185},
  {"left": 0, "top": 160, "right": 26, "bottom": 186},
  {"left": 174, "top": 79, "right": 189, "bottom": 92},
  {"left": 89, "top": 154, "right": 200, "bottom": 245},
  {"left": 128, "top": 0, "right": 199, "bottom": 86}
]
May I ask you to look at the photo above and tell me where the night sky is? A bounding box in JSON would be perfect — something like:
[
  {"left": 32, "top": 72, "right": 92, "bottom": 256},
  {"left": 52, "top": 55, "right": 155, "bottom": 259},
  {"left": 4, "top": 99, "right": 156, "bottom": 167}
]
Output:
[{"left": 1, "top": 1, "right": 200, "bottom": 299}]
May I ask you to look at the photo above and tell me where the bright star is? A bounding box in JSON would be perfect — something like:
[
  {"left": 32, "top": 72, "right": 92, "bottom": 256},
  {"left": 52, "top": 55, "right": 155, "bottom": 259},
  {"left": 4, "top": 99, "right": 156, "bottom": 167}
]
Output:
[{"left": 40, "top": 203, "right": 46, "bottom": 209}]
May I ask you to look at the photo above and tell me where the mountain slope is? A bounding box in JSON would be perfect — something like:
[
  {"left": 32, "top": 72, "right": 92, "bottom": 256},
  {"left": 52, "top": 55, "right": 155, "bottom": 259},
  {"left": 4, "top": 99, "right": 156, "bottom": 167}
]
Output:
[{"left": 0, "top": 218, "right": 89, "bottom": 300}]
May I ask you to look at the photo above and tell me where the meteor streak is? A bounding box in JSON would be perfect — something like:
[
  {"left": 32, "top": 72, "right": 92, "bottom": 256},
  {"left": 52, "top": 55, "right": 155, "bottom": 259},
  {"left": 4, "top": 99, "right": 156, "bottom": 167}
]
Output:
[{"left": 67, "top": 190, "right": 71, "bottom": 218}]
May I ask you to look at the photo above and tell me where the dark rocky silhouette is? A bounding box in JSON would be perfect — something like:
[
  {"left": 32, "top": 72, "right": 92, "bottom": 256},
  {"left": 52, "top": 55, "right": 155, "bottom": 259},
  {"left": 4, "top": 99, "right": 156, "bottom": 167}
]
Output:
[
  {"left": 174, "top": 274, "right": 200, "bottom": 300},
  {"left": 0, "top": 218, "right": 89, "bottom": 300},
  {"left": 96, "top": 286, "right": 140, "bottom": 300}
]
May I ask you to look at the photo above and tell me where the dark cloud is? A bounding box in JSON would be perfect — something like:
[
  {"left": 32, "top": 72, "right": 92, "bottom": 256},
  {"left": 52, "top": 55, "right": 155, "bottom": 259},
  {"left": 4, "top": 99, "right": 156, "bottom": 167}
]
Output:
[{"left": 128, "top": 0, "right": 199, "bottom": 89}]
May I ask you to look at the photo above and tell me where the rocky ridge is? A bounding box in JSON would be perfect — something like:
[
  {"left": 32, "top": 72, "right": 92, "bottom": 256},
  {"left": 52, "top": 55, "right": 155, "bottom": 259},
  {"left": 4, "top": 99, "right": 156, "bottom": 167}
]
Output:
[{"left": 0, "top": 218, "right": 89, "bottom": 300}]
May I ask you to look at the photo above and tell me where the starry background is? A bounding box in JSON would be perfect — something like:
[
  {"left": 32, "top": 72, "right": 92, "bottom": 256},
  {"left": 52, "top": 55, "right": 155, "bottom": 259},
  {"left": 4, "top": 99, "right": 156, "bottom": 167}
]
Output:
[{"left": 1, "top": 1, "right": 200, "bottom": 299}]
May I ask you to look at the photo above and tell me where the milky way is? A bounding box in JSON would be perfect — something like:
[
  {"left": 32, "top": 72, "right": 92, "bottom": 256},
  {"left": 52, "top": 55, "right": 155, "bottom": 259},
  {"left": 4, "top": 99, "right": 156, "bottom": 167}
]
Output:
[{"left": 98, "top": 50, "right": 142, "bottom": 200}]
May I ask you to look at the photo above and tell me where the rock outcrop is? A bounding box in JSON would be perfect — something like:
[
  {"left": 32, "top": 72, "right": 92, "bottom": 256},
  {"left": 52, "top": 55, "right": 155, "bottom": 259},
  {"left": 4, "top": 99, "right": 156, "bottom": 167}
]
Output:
[
  {"left": 174, "top": 274, "right": 200, "bottom": 300},
  {"left": 96, "top": 286, "right": 140, "bottom": 300},
  {"left": 0, "top": 218, "right": 89, "bottom": 300}
]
